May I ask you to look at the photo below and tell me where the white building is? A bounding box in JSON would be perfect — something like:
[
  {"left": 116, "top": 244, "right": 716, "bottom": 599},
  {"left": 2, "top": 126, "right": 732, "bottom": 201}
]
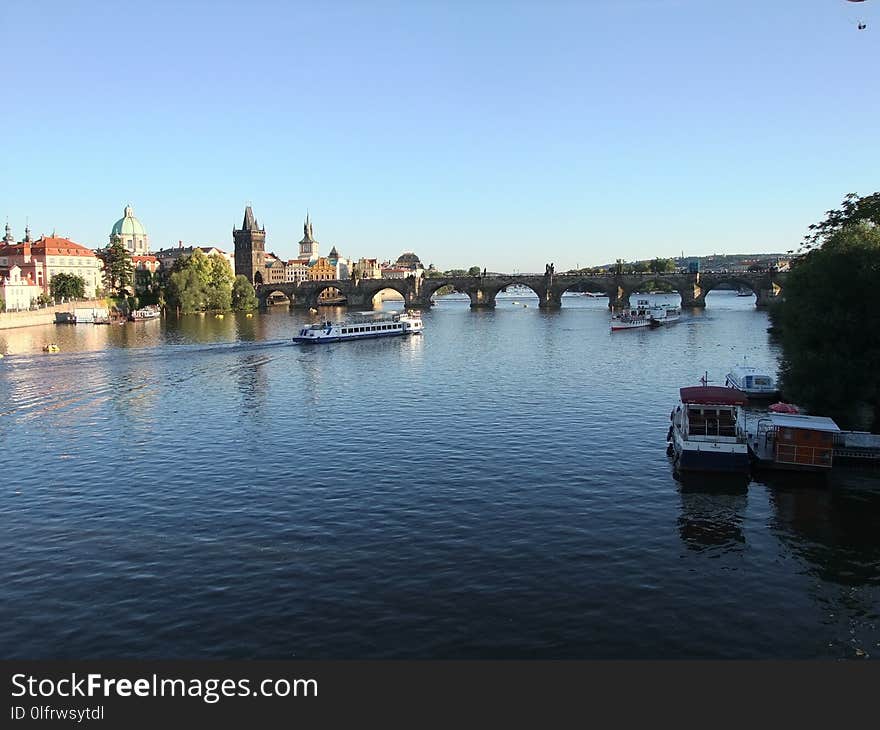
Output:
[
  {"left": 0, "top": 265, "right": 42, "bottom": 310},
  {"left": 286, "top": 259, "right": 310, "bottom": 283}
]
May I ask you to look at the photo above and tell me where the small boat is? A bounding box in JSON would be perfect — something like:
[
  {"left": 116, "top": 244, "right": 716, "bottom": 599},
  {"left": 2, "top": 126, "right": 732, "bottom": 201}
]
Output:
[
  {"left": 736, "top": 287, "right": 752, "bottom": 297},
  {"left": 129, "top": 305, "right": 161, "bottom": 321},
  {"left": 54, "top": 312, "right": 76, "bottom": 324},
  {"left": 294, "top": 310, "right": 423, "bottom": 344},
  {"left": 648, "top": 303, "right": 681, "bottom": 327},
  {"left": 610, "top": 299, "right": 652, "bottom": 331},
  {"left": 746, "top": 413, "right": 840, "bottom": 471},
  {"left": 768, "top": 402, "right": 799, "bottom": 414},
  {"left": 667, "top": 383, "right": 750, "bottom": 473},
  {"left": 725, "top": 358, "right": 779, "bottom": 399},
  {"left": 42, "top": 343, "right": 61, "bottom": 353}
]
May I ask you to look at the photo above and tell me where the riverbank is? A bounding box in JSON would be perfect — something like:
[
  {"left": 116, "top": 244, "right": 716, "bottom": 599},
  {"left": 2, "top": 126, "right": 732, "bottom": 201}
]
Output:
[{"left": 0, "top": 299, "right": 107, "bottom": 330}]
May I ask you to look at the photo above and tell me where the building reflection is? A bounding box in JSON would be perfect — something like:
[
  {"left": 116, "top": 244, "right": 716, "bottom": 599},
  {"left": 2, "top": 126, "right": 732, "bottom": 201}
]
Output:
[
  {"left": 676, "top": 472, "right": 749, "bottom": 552},
  {"left": 763, "top": 473, "right": 880, "bottom": 587}
]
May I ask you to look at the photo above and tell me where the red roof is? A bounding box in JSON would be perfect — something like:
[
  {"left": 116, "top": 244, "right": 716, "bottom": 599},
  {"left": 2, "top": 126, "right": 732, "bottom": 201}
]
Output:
[
  {"left": 680, "top": 386, "right": 748, "bottom": 406},
  {"left": 0, "top": 236, "right": 97, "bottom": 258}
]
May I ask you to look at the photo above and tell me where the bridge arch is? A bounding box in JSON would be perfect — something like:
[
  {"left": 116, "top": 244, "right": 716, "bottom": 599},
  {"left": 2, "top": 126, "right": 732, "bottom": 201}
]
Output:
[{"left": 365, "top": 284, "right": 409, "bottom": 308}]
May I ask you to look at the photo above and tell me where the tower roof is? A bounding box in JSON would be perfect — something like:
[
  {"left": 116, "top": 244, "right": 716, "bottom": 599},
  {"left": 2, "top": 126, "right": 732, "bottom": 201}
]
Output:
[
  {"left": 111, "top": 203, "right": 147, "bottom": 238},
  {"left": 241, "top": 205, "right": 260, "bottom": 231}
]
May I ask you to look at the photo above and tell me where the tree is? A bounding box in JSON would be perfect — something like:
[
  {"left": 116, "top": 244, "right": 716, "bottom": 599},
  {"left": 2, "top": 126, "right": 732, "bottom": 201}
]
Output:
[
  {"left": 648, "top": 257, "right": 675, "bottom": 274},
  {"left": 231, "top": 275, "right": 258, "bottom": 310},
  {"left": 50, "top": 272, "right": 86, "bottom": 300},
  {"left": 467, "top": 266, "right": 482, "bottom": 277},
  {"left": 167, "top": 267, "right": 207, "bottom": 313},
  {"left": 776, "top": 221, "right": 880, "bottom": 431},
  {"left": 100, "top": 235, "right": 134, "bottom": 295},
  {"left": 0, "top": 295, "right": 5, "bottom": 312},
  {"left": 802, "top": 191, "right": 880, "bottom": 250},
  {"left": 165, "top": 249, "right": 237, "bottom": 312}
]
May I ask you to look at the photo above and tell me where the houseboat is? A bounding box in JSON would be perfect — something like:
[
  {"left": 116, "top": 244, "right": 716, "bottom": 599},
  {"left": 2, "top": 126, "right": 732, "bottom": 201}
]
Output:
[
  {"left": 55, "top": 312, "right": 77, "bottom": 324},
  {"left": 746, "top": 413, "right": 840, "bottom": 471},
  {"left": 724, "top": 359, "right": 779, "bottom": 399},
  {"left": 668, "top": 385, "right": 750, "bottom": 473},
  {"left": 293, "top": 310, "right": 423, "bottom": 344},
  {"left": 610, "top": 299, "right": 652, "bottom": 331}
]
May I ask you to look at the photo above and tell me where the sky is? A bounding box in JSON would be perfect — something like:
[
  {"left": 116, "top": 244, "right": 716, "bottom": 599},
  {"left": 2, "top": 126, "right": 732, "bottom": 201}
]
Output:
[{"left": 1, "top": 0, "right": 878, "bottom": 272}]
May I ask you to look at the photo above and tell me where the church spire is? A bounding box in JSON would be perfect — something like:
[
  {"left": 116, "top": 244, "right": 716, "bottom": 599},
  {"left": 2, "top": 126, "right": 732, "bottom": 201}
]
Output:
[
  {"left": 241, "top": 205, "right": 258, "bottom": 231},
  {"left": 3, "top": 220, "right": 13, "bottom": 245}
]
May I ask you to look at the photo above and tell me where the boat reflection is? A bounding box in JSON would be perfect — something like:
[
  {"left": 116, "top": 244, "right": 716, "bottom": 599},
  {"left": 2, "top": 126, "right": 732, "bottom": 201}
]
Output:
[
  {"left": 675, "top": 472, "right": 749, "bottom": 552},
  {"left": 762, "top": 474, "right": 880, "bottom": 587}
]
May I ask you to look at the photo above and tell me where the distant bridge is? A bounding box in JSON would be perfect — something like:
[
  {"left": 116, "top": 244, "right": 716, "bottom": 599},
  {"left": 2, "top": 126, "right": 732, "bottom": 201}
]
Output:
[{"left": 256, "top": 270, "right": 788, "bottom": 310}]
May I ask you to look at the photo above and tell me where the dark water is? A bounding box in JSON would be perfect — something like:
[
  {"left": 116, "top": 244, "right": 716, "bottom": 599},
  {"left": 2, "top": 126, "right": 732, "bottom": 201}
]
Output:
[{"left": 2, "top": 291, "right": 878, "bottom": 659}]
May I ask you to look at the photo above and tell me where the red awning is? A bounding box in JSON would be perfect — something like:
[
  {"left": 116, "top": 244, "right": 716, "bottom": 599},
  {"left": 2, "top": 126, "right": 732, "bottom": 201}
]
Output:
[{"left": 680, "top": 386, "right": 748, "bottom": 406}]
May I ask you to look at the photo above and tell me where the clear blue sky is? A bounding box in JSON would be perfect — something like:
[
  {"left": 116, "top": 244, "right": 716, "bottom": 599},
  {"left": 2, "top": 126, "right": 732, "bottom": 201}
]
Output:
[{"left": 2, "top": 0, "right": 877, "bottom": 272}]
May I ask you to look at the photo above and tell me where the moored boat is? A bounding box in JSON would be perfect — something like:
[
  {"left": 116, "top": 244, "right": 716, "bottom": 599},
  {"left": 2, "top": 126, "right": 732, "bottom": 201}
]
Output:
[
  {"left": 746, "top": 413, "right": 840, "bottom": 471},
  {"left": 724, "top": 358, "right": 779, "bottom": 399},
  {"left": 129, "top": 305, "right": 161, "bottom": 321},
  {"left": 668, "top": 385, "right": 750, "bottom": 473},
  {"left": 293, "top": 310, "right": 423, "bottom": 343}
]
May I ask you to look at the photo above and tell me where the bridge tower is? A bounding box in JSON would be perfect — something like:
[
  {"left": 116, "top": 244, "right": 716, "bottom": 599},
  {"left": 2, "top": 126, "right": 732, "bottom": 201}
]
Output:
[{"left": 233, "top": 205, "right": 266, "bottom": 285}]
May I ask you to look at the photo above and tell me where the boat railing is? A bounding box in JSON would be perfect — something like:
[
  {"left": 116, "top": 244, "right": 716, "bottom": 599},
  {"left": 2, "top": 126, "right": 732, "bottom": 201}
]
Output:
[
  {"left": 775, "top": 443, "right": 833, "bottom": 468},
  {"left": 687, "top": 433, "right": 741, "bottom": 444}
]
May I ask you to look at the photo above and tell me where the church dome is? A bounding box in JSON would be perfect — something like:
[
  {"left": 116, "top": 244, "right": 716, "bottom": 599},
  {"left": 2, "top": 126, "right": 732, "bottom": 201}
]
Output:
[
  {"left": 111, "top": 204, "right": 147, "bottom": 238},
  {"left": 396, "top": 251, "right": 421, "bottom": 267}
]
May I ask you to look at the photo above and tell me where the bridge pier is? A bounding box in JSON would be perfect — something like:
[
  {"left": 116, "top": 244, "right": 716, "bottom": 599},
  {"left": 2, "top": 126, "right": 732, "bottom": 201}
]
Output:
[{"left": 755, "top": 288, "right": 781, "bottom": 309}]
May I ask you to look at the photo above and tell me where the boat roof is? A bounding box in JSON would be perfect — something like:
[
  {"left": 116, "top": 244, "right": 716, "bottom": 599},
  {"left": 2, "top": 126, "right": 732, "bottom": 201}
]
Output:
[
  {"left": 680, "top": 386, "right": 748, "bottom": 406},
  {"left": 765, "top": 413, "right": 841, "bottom": 431}
]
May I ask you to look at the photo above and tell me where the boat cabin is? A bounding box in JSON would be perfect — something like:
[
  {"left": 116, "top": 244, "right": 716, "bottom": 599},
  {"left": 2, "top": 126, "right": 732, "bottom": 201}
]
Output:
[
  {"left": 677, "top": 386, "right": 748, "bottom": 440},
  {"left": 750, "top": 413, "right": 840, "bottom": 470}
]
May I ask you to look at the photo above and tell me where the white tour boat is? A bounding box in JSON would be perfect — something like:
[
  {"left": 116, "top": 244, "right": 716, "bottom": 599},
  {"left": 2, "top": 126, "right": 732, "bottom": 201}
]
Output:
[
  {"left": 667, "top": 385, "right": 750, "bottom": 473},
  {"left": 610, "top": 299, "right": 652, "bottom": 331},
  {"left": 129, "top": 305, "right": 161, "bottom": 321},
  {"left": 648, "top": 303, "right": 681, "bottom": 327},
  {"left": 293, "top": 310, "right": 423, "bottom": 344},
  {"left": 724, "top": 358, "right": 779, "bottom": 399}
]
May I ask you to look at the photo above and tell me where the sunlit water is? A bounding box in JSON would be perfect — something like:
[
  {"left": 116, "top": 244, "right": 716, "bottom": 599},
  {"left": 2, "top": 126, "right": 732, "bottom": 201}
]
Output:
[{"left": 1, "top": 291, "right": 878, "bottom": 659}]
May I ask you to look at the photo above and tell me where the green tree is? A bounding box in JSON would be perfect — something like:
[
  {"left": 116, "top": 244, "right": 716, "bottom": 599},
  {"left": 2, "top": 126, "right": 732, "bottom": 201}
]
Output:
[
  {"left": 444, "top": 269, "right": 468, "bottom": 277},
  {"left": 231, "top": 275, "right": 258, "bottom": 310},
  {"left": 802, "top": 191, "right": 880, "bottom": 250},
  {"left": 167, "top": 267, "right": 207, "bottom": 313},
  {"left": 100, "top": 235, "right": 134, "bottom": 295},
  {"left": 776, "top": 221, "right": 880, "bottom": 431},
  {"left": 50, "top": 272, "right": 86, "bottom": 300},
  {"left": 467, "top": 266, "right": 482, "bottom": 277},
  {"left": 648, "top": 257, "right": 675, "bottom": 274}
]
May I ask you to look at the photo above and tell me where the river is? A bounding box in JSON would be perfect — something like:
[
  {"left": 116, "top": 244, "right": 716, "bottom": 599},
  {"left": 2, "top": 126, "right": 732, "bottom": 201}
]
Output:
[{"left": 1, "top": 290, "right": 878, "bottom": 658}]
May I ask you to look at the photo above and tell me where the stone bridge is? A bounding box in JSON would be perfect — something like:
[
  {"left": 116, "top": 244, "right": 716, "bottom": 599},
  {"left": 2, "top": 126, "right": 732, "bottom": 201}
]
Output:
[{"left": 256, "top": 270, "right": 788, "bottom": 310}]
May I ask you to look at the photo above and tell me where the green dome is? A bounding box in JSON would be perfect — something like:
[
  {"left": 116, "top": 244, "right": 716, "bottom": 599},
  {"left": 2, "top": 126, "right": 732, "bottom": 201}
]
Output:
[{"left": 111, "top": 204, "right": 146, "bottom": 237}]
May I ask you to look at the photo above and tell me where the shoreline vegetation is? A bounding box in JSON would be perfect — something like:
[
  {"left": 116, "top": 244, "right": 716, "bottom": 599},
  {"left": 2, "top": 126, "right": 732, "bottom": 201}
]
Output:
[{"left": 771, "top": 192, "right": 880, "bottom": 432}]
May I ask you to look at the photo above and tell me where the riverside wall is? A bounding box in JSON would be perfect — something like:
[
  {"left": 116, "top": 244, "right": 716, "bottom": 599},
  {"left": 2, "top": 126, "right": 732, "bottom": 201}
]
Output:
[{"left": 0, "top": 300, "right": 107, "bottom": 330}]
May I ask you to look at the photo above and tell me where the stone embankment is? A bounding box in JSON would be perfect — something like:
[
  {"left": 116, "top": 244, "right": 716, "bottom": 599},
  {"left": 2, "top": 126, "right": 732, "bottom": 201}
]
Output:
[{"left": 0, "top": 300, "right": 107, "bottom": 330}]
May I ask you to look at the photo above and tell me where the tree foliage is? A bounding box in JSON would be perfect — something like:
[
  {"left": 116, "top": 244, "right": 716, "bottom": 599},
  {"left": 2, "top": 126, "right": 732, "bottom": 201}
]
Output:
[
  {"left": 802, "top": 191, "right": 880, "bottom": 250},
  {"left": 165, "top": 249, "right": 235, "bottom": 313},
  {"left": 648, "top": 257, "right": 675, "bottom": 274},
  {"left": 50, "top": 272, "right": 86, "bottom": 300},
  {"left": 467, "top": 266, "right": 482, "bottom": 276},
  {"left": 231, "top": 275, "right": 258, "bottom": 311},
  {"left": 777, "top": 221, "right": 880, "bottom": 431},
  {"left": 100, "top": 235, "right": 134, "bottom": 295}
]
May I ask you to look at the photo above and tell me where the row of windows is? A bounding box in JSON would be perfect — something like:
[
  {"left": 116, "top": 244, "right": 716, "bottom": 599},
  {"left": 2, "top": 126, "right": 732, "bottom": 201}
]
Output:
[{"left": 342, "top": 324, "right": 401, "bottom": 334}]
